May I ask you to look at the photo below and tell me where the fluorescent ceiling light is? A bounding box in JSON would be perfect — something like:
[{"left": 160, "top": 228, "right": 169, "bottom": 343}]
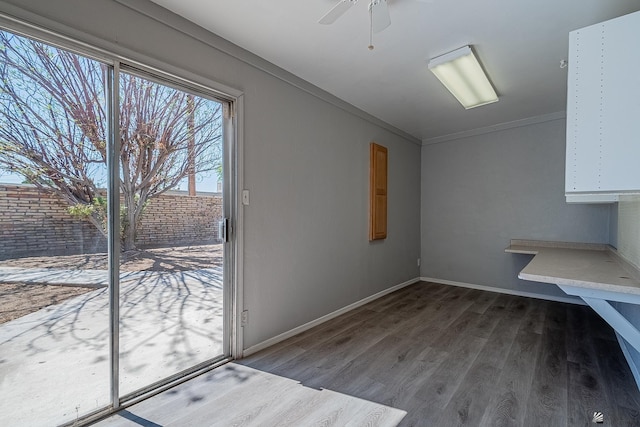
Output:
[{"left": 428, "top": 46, "right": 498, "bottom": 109}]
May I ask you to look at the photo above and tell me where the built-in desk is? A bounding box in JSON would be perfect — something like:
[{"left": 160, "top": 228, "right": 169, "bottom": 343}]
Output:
[{"left": 506, "top": 239, "right": 640, "bottom": 388}]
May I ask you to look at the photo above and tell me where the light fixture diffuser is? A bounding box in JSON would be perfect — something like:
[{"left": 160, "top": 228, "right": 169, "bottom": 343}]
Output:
[{"left": 428, "top": 46, "right": 498, "bottom": 109}]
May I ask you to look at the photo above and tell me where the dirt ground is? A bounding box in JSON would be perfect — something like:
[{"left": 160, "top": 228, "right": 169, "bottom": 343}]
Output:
[
  {"left": 0, "top": 244, "right": 223, "bottom": 324},
  {"left": 0, "top": 283, "right": 96, "bottom": 324}
]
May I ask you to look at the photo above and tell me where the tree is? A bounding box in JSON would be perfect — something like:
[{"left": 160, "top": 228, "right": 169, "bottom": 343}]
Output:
[{"left": 0, "top": 31, "right": 223, "bottom": 251}]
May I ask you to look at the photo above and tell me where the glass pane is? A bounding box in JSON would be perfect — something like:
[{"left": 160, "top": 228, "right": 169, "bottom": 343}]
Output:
[
  {"left": 0, "top": 31, "right": 111, "bottom": 426},
  {"left": 117, "top": 71, "right": 225, "bottom": 396}
]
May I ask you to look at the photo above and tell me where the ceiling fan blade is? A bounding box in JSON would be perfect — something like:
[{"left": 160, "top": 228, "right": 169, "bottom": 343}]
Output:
[
  {"left": 319, "top": 0, "right": 358, "bottom": 25},
  {"left": 370, "top": 0, "right": 391, "bottom": 33}
]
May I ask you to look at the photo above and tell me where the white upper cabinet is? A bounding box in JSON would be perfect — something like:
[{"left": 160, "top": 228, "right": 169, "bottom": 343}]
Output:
[{"left": 566, "top": 11, "right": 640, "bottom": 203}]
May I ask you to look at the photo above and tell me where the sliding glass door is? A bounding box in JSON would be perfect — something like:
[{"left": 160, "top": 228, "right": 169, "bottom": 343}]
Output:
[
  {"left": 0, "top": 29, "right": 112, "bottom": 426},
  {"left": 116, "top": 69, "right": 228, "bottom": 398},
  {"left": 0, "top": 26, "right": 233, "bottom": 427}
]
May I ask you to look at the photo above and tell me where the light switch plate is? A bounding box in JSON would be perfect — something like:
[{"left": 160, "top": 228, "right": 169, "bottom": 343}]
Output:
[{"left": 242, "top": 189, "right": 250, "bottom": 205}]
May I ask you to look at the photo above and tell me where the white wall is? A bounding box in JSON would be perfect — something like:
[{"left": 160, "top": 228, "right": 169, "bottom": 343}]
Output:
[
  {"left": 617, "top": 196, "right": 640, "bottom": 268},
  {"left": 420, "top": 116, "right": 611, "bottom": 300},
  {"left": 0, "top": 0, "right": 421, "bottom": 349},
  {"left": 614, "top": 196, "right": 640, "bottom": 386}
]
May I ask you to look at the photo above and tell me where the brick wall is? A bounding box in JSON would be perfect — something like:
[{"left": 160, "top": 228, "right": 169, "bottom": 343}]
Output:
[
  {"left": 136, "top": 190, "right": 223, "bottom": 248},
  {"left": 0, "top": 184, "right": 223, "bottom": 260}
]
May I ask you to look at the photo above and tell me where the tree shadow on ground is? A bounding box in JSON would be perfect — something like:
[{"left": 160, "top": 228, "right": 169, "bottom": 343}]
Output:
[
  {"left": 0, "top": 244, "right": 222, "bottom": 272},
  {"left": 0, "top": 264, "right": 227, "bottom": 426}
]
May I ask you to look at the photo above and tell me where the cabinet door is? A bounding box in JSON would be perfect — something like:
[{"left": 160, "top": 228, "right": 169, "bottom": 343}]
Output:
[
  {"left": 566, "top": 11, "right": 640, "bottom": 200},
  {"left": 369, "top": 142, "right": 387, "bottom": 241}
]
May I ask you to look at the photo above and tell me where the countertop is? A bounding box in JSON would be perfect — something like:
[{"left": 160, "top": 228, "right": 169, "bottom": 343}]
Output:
[{"left": 505, "top": 240, "right": 640, "bottom": 297}]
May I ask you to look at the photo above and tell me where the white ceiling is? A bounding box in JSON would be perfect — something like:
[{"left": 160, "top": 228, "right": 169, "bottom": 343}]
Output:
[{"left": 149, "top": 0, "right": 640, "bottom": 141}]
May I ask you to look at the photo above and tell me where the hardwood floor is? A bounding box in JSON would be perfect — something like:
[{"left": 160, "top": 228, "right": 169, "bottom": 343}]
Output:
[
  {"left": 95, "top": 282, "right": 640, "bottom": 426},
  {"left": 240, "top": 282, "right": 640, "bottom": 426}
]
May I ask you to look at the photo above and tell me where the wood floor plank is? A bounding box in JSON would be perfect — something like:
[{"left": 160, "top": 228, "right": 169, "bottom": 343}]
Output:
[
  {"left": 302, "top": 391, "right": 406, "bottom": 427},
  {"left": 412, "top": 334, "right": 487, "bottom": 413},
  {"left": 565, "top": 305, "right": 615, "bottom": 427},
  {"left": 479, "top": 327, "right": 542, "bottom": 426},
  {"left": 478, "top": 316, "right": 527, "bottom": 370},
  {"left": 592, "top": 337, "right": 640, "bottom": 425},
  {"left": 366, "top": 284, "right": 432, "bottom": 313},
  {"left": 463, "top": 306, "right": 502, "bottom": 340},
  {"left": 522, "top": 325, "right": 568, "bottom": 427},
  {"left": 565, "top": 305, "right": 599, "bottom": 366},
  {"left": 302, "top": 334, "right": 407, "bottom": 390},
  {"left": 407, "top": 292, "right": 475, "bottom": 337},
  {"left": 96, "top": 365, "right": 286, "bottom": 426},
  {"left": 167, "top": 365, "right": 405, "bottom": 427},
  {"left": 518, "top": 299, "right": 548, "bottom": 335},
  {"left": 567, "top": 361, "right": 608, "bottom": 427},
  {"left": 435, "top": 362, "right": 502, "bottom": 426},
  {"left": 324, "top": 369, "right": 390, "bottom": 404},
  {"left": 182, "top": 370, "right": 303, "bottom": 426},
  {"left": 432, "top": 307, "right": 528, "bottom": 426},
  {"left": 281, "top": 307, "right": 383, "bottom": 351},
  {"left": 543, "top": 300, "right": 568, "bottom": 331},
  {"left": 429, "top": 309, "right": 483, "bottom": 350},
  {"left": 259, "top": 318, "right": 389, "bottom": 388},
  {"left": 483, "top": 293, "right": 520, "bottom": 319},
  {"left": 468, "top": 290, "right": 500, "bottom": 315},
  {"left": 379, "top": 286, "right": 473, "bottom": 346},
  {"left": 241, "top": 342, "right": 307, "bottom": 372},
  {"left": 375, "top": 346, "right": 451, "bottom": 409}
]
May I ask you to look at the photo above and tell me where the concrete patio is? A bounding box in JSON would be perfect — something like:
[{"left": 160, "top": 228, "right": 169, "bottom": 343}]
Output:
[{"left": 0, "top": 266, "right": 225, "bottom": 427}]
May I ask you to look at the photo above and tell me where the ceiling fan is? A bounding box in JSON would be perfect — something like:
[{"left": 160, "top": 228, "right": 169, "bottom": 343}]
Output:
[
  {"left": 319, "top": 0, "right": 391, "bottom": 34},
  {"left": 318, "top": 0, "right": 431, "bottom": 49}
]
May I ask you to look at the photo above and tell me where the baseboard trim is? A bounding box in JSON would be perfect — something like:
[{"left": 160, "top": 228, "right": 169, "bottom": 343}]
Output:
[
  {"left": 420, "top": 277, "right": 586, "bottom": 306},
  {"left": 242, "top": 277, "right": 421, "bottom": 357}
]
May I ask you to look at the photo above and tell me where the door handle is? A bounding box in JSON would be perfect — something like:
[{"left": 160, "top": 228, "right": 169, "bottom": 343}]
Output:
[{"left": 218, "top": 218, "right": 229, "bottom": 242}]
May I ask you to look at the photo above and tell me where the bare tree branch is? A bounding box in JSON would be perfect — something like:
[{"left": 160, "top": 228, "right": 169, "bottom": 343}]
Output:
[{"left": 0, "top": 30, "right": 223, "bottom": 251}]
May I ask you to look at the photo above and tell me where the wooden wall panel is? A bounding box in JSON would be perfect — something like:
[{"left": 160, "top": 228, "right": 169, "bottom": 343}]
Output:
[{"left": 369, "top": 142, "right": 388, "bottom": 241}]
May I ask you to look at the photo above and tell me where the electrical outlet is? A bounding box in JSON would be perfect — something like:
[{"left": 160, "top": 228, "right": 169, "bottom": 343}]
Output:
[
  {"left": 417, "top": 258, "right": 421, "bottom": 267},
  {"left": 241, "top": 310, "right": 249, "bottom": 326}
]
